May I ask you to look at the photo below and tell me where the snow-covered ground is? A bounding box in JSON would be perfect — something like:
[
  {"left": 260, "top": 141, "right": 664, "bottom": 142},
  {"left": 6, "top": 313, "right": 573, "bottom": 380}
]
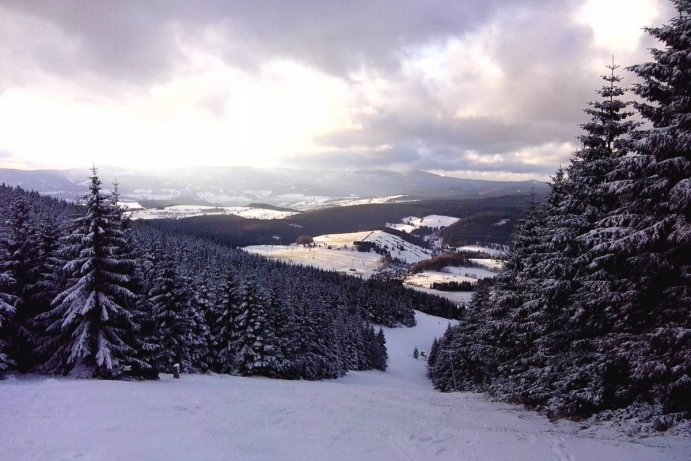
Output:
[
  {"left": 1, "top": 311, "right": 688, "bottom": 461},
  {"left": 360, "top": 230, "right": 433, "bottom": 264},
  {"left": 314, "top": 230, "right": 434, "bottom": 264},
  {"left": 247, "top": 230, "right": 433, "bottom": 270},
  {"left": 470, "top": 258, "right": 504, "bottom": 271},
  {"left": 404, "top": 284, "right": 476, "bottom": 304},
  {"left": 128, "top": 205, "right": 299, "bottom": 220},
  {"left": 388, "top": 214, "right": 460, "bottom": 233},
  {"left": 458, "top": 245, "right": 506, "bottom": 257},
  {"left": 313, "top": 231, "right": 372, "bottom": 249},
  {"left": 286, "top": 194, "right": 409, "bottom": 210},
  {"left": 405, "top": 270, "right": 476, "bottom": 287},
  {"left": 443, "top": 265, "right": 497, "bottom": 279},
  {"left": 244, "top": 245, "right": 383, "bottom": 278}
]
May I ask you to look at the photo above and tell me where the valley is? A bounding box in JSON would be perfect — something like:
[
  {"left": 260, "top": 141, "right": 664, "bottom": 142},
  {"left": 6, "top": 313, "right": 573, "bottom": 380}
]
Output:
[{"left": 245, "top": 214, "right": 505, "bottom": 305}]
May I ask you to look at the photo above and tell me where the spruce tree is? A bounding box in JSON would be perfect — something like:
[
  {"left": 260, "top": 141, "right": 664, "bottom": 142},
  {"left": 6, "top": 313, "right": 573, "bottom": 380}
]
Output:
[
  {"left": 39, "top": 168, "right": 152, "bottom": 379},
  {"left": 212, "top": 269, "right": 242, "bottom": 373},
  {"left": 2, "top": 195, "right": 43, "bottom": 372},
  {"left": 148, "top": 258, "right": 197, "bottom": 374},
  {"left": 606, "top": 1, "right": 691, "bottom": 419},
  {"left": 236, "top": 277, "right": 282, "bottom": 377},
  {"left": 0, "top": 253, "right": 16, "bottom": 374}
]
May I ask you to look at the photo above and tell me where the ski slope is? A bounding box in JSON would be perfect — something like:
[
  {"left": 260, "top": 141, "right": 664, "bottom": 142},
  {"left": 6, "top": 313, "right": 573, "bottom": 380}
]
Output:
[
  {"left": 360, "top": 230, "right": 433, "bottom": 264},
  {"left": 247, "top": 230, "right": 433, "bottom": 269},
  {"left": 244, "top": 245, "right": 382, "bottom": 278},
  {"left": 1, "top": 311, "right": 688, "bottom": 461}
]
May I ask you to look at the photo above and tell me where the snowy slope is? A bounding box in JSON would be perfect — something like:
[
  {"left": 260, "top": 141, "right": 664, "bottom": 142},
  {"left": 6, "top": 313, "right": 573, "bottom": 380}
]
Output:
[
  {"left": 246, "top": 231, "right": 433, "bottom": 270},
  {"left": 443, "top": 265, "right": 497, "bottom": 279},
  {"left": 458, "top": 245, "right": 506, "bottom": 257},
  {"left": 470, "top": 258, "right": 504, "bottom": 270},
  {"left": 360, "top": 230, "right": 433, "bottom": 264},
  {"left": 130, "top": 205, "right": 299, "bottom": 220},
  {"left": 405, "top": 270, "right": 476, "bottom": 287},
  {"left": 244, "top": 244, "right": 382, "bottom": 278},
  {"left": 388, "top": 214, "right": 460, "bottom": 232},
  {"left": 1, "top": 311, "right": 688, "bottom": 461}
]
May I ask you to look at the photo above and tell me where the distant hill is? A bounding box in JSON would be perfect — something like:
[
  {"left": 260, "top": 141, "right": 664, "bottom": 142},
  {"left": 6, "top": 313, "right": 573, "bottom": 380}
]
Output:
[
  {"left": 143, "top": 195, "right": 536, "bottom": 247},
  {"left": 0, "top": 166, "right": 548, "bottom": 209}
]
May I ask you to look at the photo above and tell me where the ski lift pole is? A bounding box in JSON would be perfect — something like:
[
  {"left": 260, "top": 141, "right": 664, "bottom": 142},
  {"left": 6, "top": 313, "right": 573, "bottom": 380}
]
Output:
[{"left": 447, "top": 350, "right": 458, "bottom": 392}]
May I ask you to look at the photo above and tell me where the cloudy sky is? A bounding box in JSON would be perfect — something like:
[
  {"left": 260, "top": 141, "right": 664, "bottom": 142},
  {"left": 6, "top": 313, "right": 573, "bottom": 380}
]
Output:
[{"left": 0, "top": 0, "right": 672, "bottom": 180}]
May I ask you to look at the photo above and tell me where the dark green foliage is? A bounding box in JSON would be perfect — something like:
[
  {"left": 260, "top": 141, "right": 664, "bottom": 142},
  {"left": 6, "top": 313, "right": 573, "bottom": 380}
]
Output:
[
  {"left": 236, "top": 277, "right": 283, "bottom": 377},
  {"left": 147, "top": 195, "right": 535, "bottom": 247},
  {"left": 430, "top": 14, "right": 690, "bottom": 429},
  {"left": 37, "top": 170, "right": 154, "bottom": 379}
]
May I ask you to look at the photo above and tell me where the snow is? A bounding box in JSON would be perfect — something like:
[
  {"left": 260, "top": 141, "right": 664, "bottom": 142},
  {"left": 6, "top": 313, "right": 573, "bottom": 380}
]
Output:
[
  {"left": 360, "top": 231, "right": 433, "bottom": 264},
  {"left": 246, "top": 230, "right": 433, "bottom": 270},
  {"left": 243, "top": 244, "right": 383, "bottom": 278},
  {"left": 404, "top": 284, "right": 476, "bottom": 304},
  {"left": 387, "top": 214, "right": 460, "bottom": 232},
  {"left": 129, "top": 205, "right": 299, "bottom": 220},
  {"left": 470, "top": 258, "right": 504, "bottom": 270},
  {"left": 443, "top": 265, "right": 496, "bottom": 279},
  {"left": 2, "top": 311, "right": 688, "bottom": 461},
  {"left": 458, "top": 245, "right": 506, "bottom": 257},
  {"left": 405, "top": 270, "right": 476, "bottom": 288},
  {"left": 289, "top": 194, "right": 409, "bottom": 210},
  {"left": 388, "top": 223, "right": 417, "bottom": 233},
  {"left": 117, "top": 201, "right": 144, "bottom": 210},
  {"left": 313, "top": 231, "right": 372, "bottom": 248},
  {"left": 418, "top": 215, "right": 460, "bottom": 228}
]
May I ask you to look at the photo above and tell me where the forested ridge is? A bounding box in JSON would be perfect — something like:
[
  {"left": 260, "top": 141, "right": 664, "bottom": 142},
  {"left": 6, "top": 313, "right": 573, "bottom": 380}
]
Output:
[
  {"left": 148, "top": 194, "right": 532, "bottom": 247},
  {"left": 429, "top": 4, "right": 690, "bottom": 430},
  {"left": 0, "top": 174, "right": 455, "bottom": 381}
]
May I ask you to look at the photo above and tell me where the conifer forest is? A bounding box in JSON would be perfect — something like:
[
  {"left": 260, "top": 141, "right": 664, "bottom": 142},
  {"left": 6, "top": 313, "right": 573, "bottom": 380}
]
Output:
[
  {"left": 0, "top": 0, "right": 689, "bottom": 450},
  {"left": 428, "top": 1, "right": 690, "bottom": 429}
]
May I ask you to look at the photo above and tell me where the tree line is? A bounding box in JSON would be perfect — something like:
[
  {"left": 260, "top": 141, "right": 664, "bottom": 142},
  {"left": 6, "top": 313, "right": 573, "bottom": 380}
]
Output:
[
  {"left": 429, "top": 3, "right": 690, "bottom": 430},
  {"left": 1, "top": 173, "right": 461, "bottom": 380}
]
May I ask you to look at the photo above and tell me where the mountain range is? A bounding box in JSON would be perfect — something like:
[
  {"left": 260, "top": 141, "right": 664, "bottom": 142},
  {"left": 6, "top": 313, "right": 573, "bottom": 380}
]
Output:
[{"left": 0, "top": 167, "right": 547, "bottom": 209}]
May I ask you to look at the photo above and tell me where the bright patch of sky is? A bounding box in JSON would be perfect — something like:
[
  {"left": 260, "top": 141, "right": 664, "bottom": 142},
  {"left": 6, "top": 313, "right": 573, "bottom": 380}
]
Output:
[{"left": 0, "top": 0, "right": 670, "bottom": 178}]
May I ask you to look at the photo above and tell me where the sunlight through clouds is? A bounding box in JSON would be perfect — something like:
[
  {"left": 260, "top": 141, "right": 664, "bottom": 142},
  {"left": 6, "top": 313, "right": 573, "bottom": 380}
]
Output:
[
  {"left": 576, "top": 0, "right": 660, "bottom": 51},
  {"left": 0, "top": 0, "right": 676, "bottom": 178}
]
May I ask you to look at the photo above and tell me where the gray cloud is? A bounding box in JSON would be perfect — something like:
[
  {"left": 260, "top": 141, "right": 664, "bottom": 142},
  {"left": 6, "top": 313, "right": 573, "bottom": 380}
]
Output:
[
  {"left": 0, "top": 0, "right": 674, "bottom": 178},
  {"left": 0, "top": 0, "right": 559, "bottom": 83}
]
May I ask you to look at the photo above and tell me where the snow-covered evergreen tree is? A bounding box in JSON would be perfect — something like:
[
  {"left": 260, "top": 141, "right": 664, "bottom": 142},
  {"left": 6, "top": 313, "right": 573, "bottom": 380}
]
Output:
[
  {"left": 603, "top": 1, "right": 691, "bottom": 419},
  {"left": 1, "top": 195, "right": 43, "bottom": 372},
  {"left": 430, "top": 4, "right": 689, "bottom": 426},
  {"left": 236, "top": 277, "right": 282, "bottom": 377},
  {"left": 148, "top": 258, "right": 199, "bottom": 374},
  {"left": 38, "top": 168, "right": 153, "bottom": 379},
  {"left": 212, "top": 269, "right": 242, "bottom": 373},
  {"left": 0, "top": 248, "right": 16, "bottom": 374}
]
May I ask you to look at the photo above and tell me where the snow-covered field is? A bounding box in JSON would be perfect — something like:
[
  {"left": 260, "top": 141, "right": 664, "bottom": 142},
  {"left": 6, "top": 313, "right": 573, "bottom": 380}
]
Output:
[
  {"left": 360, "top": 230, "right": 434, "bottom": 264},
  {"left": 2, "top": 311, "right": 688, "bottom": 461},
  {"left": 128, "top": 205, "right": 299, "bottom": 220},
  {"left": 289, "top": 194, "right": 409, "bottom": 210},
  {"left": 458, "top": 245, "right": 506, "bottom": 257},
  {"left": 404, "top": 284, "right": 476, "bottom": 304},
  {"left": 388, "top": 214, "right": 460, "bottom": 233},
  {"left": 247, "top": 230, "right": 433, "bottom": 271},
  {"left": 405, "top": 270, "right": 477, "bottom": 287},
  {"left": 244, "top": 245, "right": 383, "bottom": 278},
  {"left": 313, "top": 231, "right": 372, "bottom": 249},
  {"left": 470, "top": 258, "right": 504, "bottom": 271},
  {"left": 443, "top": 265, "right": 497, "bottom": 279}
]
